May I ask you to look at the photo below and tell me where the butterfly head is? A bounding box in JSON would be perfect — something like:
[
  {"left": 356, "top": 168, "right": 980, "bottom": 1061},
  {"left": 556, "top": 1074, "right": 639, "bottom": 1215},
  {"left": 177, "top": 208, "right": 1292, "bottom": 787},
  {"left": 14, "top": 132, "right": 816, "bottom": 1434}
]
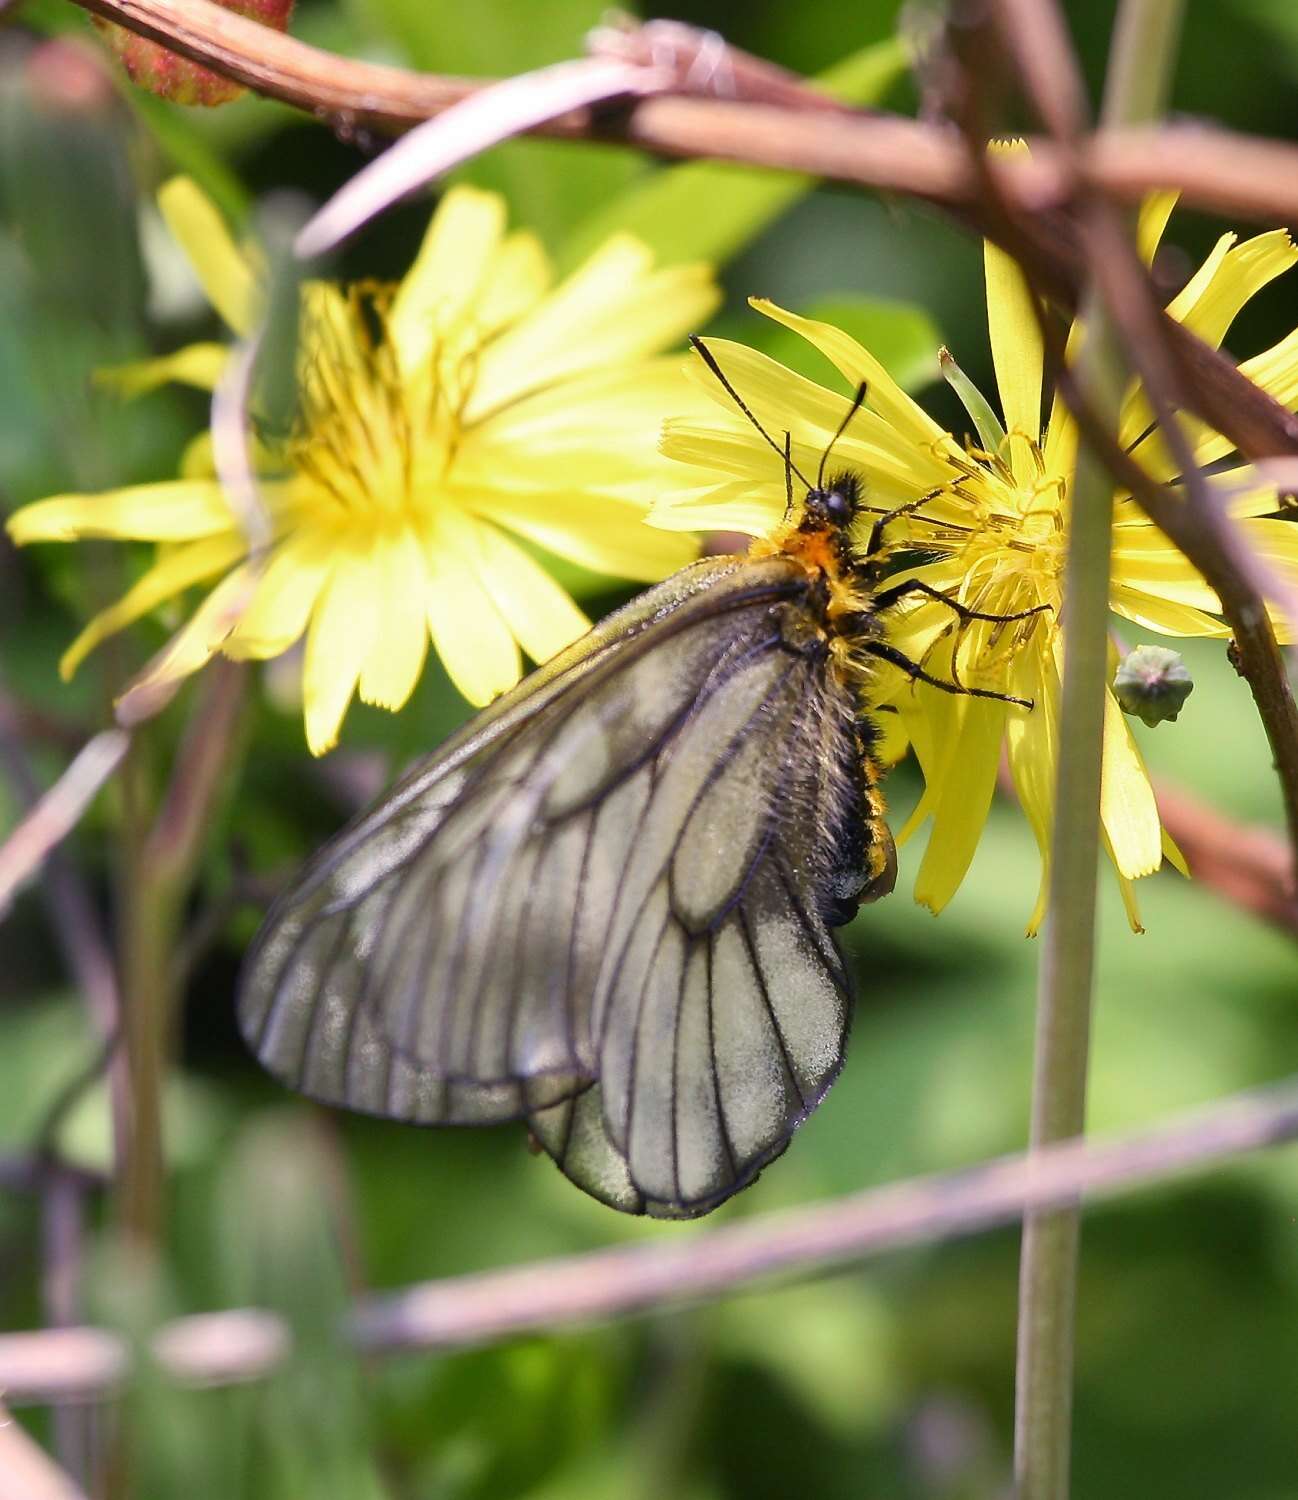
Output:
[{"left": 799, "top": 471, "right": 862, "bottom": 533}]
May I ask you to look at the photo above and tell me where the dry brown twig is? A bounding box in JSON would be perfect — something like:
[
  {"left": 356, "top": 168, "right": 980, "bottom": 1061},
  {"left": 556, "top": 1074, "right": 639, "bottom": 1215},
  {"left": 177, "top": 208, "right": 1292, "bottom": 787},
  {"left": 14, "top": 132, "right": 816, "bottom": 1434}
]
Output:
[
  {"left": 50, "top": 0, "right": 1298, "bottom": 232},
  {"left": 0, "top": 1399, "right": 91, "bottom": 1500},
  {"left": 0, "top": 1070, "right": 1296, "bottom": 1401},
  {"left": 960, "top": 0, "right": 1298, "bottom": 881},
  {"left": 59, "top": 3, "right": 1298, "bottom": 455},
  {"left": 1156, "top": 782, "right": 1298, "bottom": 932}
]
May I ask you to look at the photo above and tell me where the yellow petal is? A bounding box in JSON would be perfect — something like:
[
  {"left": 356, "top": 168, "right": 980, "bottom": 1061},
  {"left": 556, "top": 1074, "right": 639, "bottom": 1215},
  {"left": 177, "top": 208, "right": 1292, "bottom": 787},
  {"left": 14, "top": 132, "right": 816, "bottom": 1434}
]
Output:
[
  {"left": 176, "top": 428, "right": 281, "bottom": 483},
  {"left": 1110, "top": 529, "right": 1228, "bottom": 614},
  {"left": 913, "top": 690, "right": 1008, "bottom": 913},
  {"left": 458, "top": 358, "right": 718, "bottom": 505},
  {"left": 475, "top": 229, "right": 551, "bottom": 338},
  {"left": 179, "top": 431, "right": 217, "bottom": 480},
  {"left": 157, "top": 177, "right": 260, "bottom": 337},
  {"left": 466, "top": 487, "right": 696, "bottom": 583},
  {"left": 1110, "top": 585, "right": 1229, "bottom": 637},
  {"left": 661, "top": 415, "right": 928, "bottom": 524},
  {"left": 358, "top": 527, "right": 429, "bottom": 711},
  {"left": 425, "top": 510, "right": 521, "bottom": 706},
  {"left": 889, "top": 685, "right": 951, "bottom": 848},
  {"left": 1123, "top": 233, "right": 1296, "bottom": 459},
  {"left": 647, "top": 480, "right": 784, "bottom": 539},
  {"left": 983, "top": 236, "right": 1043, "bottom": 480},
  {"left": 682, "top": 337, "right": 955, "bottom": 494},
  {"left": 1116, "top": 228, "right": 1284, "bottom": 450},
  {"left": 1136, "top": 190, "right": 1178, "bottom": 266},
  {"left": 301, "top": 551, "right": 379, "bottom": 755},
  {"left": 1170, "top": 229, "right": 1296, "bottom": 350},
  {"left": 1167, "top": 388, "right": 1298, "bottom": 486},
  {"left": 1227, "top": 327, "right": 1298, "bottom": 450},
  {"left": 95, "top": 343, "right": 229, "bottom": 399},
  {"left": 1005, "top": 649, "right": 1059, "bottom": 936},
  {"left": 468, "top": 519, "right": 590, "bottom": 666},
  {"left": 1239, "top": 518, "right": 1298, "bottom": 640},
  {"left": 1100, "top": 686, "right": 1162, "bottom": 880},
  {"left": 748, "top": 298, "right": 951, "bottom": 457},
  {"left": 1160, "top": 822, "right": 1189, "bottom": 877},
  {"left": 59, "top": 533, "right": 246, "bottom": 679},
  {"left": 1041, "top": 320, "right": 1083, "bottom": 483},
  {"left": 224, "top": 528, "right": 336, "bottom": 660},
  {"left": 8, "top": 481, "right": 235, "bottom": 544},
  {"left": 115, "top": 563, "right": 258, "bottom": 727},
  {"left": 872, "top": 705, "right": 909, "bottom": 766},
  {"left": 1121, "top": 229, "right": 1298, "bottom": 464},
  {"left": 389, "top": 185, "right": 506, "bottom": 378},
  {"left": 660, "top": 416, "right": 814, "bottom": 485},
  {"left": 468, "top": 237, "right": 718, "bottom": 422},
  {"left": 1108, "top": 853, "right": 1146, "bottom": 934},
  {"left": 1165, "top": 232, "right": 1236, "bottom": 326}
]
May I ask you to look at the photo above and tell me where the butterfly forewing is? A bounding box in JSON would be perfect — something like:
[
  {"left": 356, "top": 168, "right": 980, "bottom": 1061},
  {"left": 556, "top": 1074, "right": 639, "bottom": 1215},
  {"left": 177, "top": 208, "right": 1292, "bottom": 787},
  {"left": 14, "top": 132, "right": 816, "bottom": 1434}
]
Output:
[{"left": 238, "top": 554, "right": 847, "bottom": 1149}]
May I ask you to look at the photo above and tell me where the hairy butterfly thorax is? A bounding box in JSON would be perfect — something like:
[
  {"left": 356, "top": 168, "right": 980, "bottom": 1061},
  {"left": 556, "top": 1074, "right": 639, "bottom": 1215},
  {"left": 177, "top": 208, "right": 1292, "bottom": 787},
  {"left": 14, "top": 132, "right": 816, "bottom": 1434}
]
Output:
[{"left": 742, "top": 464, "right": 895, "bottom": 922}]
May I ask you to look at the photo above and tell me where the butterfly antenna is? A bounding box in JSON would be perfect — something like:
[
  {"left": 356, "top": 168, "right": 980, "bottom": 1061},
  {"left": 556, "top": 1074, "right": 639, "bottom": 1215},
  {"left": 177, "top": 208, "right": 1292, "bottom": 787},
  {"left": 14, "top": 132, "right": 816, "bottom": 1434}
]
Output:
[
  {"left": 817, "top": 381, "right": 869, "bottom": 490},
  {"left": 690, "top": 336, "right": 813, "bottom": 491},
  {"left": 783, "top": 430, "right": 794, "bottom": 517}
]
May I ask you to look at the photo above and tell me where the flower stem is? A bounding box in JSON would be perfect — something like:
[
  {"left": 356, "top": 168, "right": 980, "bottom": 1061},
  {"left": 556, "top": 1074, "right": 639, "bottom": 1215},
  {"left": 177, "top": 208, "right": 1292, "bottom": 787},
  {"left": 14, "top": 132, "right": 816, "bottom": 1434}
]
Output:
[
  {"left": 1012, "top": 3, "right": 1184, "bottom": 1497},
  {"left": 118, "top": 660, "right": 247, "bottom": 1246}
]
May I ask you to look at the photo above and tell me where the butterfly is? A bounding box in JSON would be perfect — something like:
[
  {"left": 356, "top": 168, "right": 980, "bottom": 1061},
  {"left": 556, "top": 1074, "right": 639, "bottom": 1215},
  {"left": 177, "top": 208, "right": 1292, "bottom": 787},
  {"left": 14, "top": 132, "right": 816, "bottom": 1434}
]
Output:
[{"left": 237, "top": 341, "right": 1039, "bottom": 1218}]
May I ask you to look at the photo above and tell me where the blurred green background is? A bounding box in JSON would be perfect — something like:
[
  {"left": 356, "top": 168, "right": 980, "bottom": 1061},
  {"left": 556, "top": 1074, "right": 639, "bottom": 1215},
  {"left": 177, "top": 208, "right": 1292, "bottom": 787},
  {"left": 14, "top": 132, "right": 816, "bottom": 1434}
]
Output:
[{"left": 3, "top": 1, "right": 1298, "bottom": 1496}]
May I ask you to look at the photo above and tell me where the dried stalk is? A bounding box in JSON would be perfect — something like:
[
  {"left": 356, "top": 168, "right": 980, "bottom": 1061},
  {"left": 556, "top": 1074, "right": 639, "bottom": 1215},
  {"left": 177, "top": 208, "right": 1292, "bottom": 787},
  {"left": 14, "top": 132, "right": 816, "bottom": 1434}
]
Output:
[
  {"left": 51, "top": 0, "right": 1298, "bottom": 235},
  {"left": 1, "top": 1071, "right": 1297, "bottom": 1401}
]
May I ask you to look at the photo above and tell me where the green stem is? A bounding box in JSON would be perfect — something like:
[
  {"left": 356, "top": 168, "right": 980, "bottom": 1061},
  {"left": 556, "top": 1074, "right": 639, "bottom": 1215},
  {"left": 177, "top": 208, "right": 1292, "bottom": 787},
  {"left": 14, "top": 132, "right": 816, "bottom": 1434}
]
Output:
[
  {"left": 118, "top": 660, "right": 247, "bottom": 1246},
  {"left": 1012, "top": 3, "right": 1185, "bottom": 1497}
]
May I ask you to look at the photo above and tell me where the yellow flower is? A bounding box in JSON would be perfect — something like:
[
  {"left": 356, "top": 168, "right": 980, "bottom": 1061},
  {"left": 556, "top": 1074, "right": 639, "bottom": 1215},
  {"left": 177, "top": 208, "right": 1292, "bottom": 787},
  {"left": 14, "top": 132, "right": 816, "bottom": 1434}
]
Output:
[
  {"left": 8, "top": 179, "right": 718, "bottom": 753},
  {"left": 651, "top": 204, "right": 1298, "bottom": 932}
]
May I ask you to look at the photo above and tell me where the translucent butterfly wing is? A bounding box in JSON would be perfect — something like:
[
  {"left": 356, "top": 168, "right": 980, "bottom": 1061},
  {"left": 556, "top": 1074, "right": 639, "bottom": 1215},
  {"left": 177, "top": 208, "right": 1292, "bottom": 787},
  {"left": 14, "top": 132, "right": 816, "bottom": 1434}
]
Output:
[
  {"left": 529, "top": 648, "right": 856, "bottom": 1218},
  {"left": 237, "top": 555, "right": 823, "bottom": 1133}
]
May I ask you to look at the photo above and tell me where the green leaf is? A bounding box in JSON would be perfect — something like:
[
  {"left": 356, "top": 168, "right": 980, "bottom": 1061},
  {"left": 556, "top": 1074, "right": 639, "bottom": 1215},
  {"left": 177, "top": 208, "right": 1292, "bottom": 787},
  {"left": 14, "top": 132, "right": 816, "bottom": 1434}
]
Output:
[
  {"left": 349, "top": 0, "right": 641, "bottom": 247},
  {"left": 557, "top": 36, "right": 909, "bottom": 272},
  {"left": 121, "top": 89, "right": 252, "bottom": 224},
  {"left": 751, "top": 293, "right": 941, "bottom": 394}
]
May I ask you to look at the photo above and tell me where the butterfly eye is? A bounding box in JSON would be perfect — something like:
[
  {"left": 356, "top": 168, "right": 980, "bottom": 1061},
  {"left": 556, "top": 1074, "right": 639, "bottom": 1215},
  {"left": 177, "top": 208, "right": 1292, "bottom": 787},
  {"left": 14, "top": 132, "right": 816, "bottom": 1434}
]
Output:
[{"left": 823, "top": 489, "right": 852, "bottom": 523}]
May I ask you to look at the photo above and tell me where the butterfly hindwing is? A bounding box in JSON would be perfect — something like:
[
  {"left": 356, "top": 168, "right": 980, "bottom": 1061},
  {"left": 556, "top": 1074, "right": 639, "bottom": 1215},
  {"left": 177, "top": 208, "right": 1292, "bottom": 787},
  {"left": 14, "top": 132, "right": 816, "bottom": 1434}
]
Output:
[{"left": 529, "top": 654, "right": 856, "bottom": 1219}]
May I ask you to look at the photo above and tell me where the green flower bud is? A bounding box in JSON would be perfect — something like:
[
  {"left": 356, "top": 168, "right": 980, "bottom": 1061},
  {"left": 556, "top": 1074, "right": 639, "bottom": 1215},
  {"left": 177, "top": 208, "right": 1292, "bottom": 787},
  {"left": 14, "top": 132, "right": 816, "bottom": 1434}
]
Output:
[{"left": 1113, "top": 645, "right": 1194, "bottom": 727}]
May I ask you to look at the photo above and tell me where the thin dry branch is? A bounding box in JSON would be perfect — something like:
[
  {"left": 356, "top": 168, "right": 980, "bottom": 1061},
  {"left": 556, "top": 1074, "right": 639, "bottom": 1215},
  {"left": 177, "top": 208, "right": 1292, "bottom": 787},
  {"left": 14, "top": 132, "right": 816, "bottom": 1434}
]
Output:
[
  {"left": 1072, "top": 203, "right": 1298, "bottom": 867},
  {"left": 59, "top": 0, "right": 1298, "bottom": 227},
  {"left": 1156, "top": 781, "right": 1298, "bottom": 934},
  {"left": 67, "top": 4, "right": 1298, "bottom": 475},
  {"left": 2, "top": 1072, "right": 1297, "bottom": 1402},
  {"left": 0, "top": 1400, "right": 90, "bottom": 1500},
  {"left": 953, "top": 54, "right": 1298, "bottom": 881},
  {"left": 0, "top": 696, "right": 127, "bottom": 1160},
  {"left": 0, "top": 729, "right": 129, "bottom": 916}
]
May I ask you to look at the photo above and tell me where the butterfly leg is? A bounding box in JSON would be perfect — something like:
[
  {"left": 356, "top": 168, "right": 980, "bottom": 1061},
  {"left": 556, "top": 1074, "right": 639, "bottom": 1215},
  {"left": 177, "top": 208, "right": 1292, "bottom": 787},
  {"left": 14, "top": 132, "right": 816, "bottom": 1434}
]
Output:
[
  {"left": 862, "top": 638, "right": 1034, "bottom": 708},
  {"left": 871, "top": 578, "right": 1052, "bottom": 623},
  {"left": 863, "top": 489, "right": 944, "bottom": 558}
]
